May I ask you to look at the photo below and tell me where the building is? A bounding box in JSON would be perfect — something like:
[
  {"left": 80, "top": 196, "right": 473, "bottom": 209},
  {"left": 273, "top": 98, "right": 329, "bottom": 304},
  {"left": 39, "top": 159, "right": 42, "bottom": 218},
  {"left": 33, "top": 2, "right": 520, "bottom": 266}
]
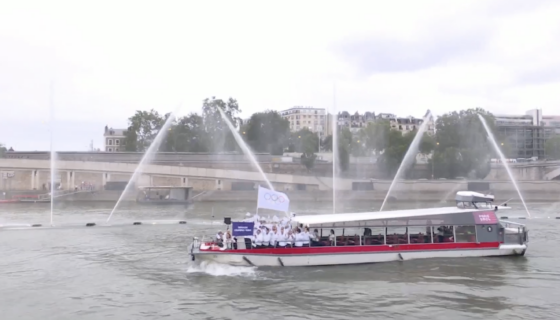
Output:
[
  {"left": 336, "top": 111, "right": 435, "bottom": 136},
  {"left": 494, "top": 109, "right": 560, "bottom": 159},
  {"left": 337, "top": 111, "right": 376, "bottom": 133},
  {"left": 280, "top": 106, "right": 327, "bottom": 137},
  {"left": 389, "top": 112, "right": 435, "bottom": 136},
  {"left": 104, "top": 126, "right": 126, "bottom": 152}
]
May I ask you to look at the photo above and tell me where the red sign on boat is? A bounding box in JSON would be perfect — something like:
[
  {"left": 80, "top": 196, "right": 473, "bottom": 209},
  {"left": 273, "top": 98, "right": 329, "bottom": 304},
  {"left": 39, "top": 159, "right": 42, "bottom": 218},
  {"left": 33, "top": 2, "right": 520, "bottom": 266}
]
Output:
[{"left": 473, "top": 211, "right": 498, "bottom": 224}]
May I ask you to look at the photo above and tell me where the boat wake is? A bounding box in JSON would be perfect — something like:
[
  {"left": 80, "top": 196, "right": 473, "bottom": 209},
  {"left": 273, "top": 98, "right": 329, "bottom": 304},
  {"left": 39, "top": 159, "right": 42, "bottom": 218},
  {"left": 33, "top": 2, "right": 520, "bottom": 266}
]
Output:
[{"left": 186, "top": 261, "right": 257, "bottom": 278}]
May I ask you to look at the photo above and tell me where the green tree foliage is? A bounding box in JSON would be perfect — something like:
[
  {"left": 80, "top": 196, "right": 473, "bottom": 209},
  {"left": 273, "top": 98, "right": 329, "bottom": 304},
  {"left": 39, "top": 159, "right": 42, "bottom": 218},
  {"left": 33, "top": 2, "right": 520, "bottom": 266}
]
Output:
[
  {"left": 322, "top": 135, "right": 332, "bottom": 151},
  {"left": 336, "top": 128, "right": 353, "bottom": 172},
  {"left": 358, "top": 120, "right": 391, "bottom": 155},
  {"left": 0, "top": 143, "right": 6, "bottom": 157},
  {"left": 124, "top": 97, "right": 243, "bottom": 153},
  {"left": 545, "top": 135, "right": 560, "bottom": 159},
  {"left": 164, "top": 113, "right": 208, "bottom": 152},
  {"left": 431, "top": 108, "right": 499, "bottom": 179},
  {"left": 124, "top": 109, "right": 168, "bottom": 152},
  {"left": 300, "top": 152, "right": 317, "bottom": 171},
  {"left": 202, "top": 97, "right": 241, "bottom": 152},
  {"left": 376, "top": 130, "right": 416, "bottom": 178},
  {"left": 290, "top": 128, "right": 319, "bottom": 153},
  {"left": 245, "top": 111, "right": 290, "bottom": 155}
]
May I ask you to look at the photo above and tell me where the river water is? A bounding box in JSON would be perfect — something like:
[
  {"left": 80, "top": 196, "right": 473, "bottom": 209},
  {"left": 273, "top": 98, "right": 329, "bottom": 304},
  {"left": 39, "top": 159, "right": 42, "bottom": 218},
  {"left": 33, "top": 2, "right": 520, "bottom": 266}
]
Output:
[{"left": 1, "top": 200, "right": 560, "bottom": 320}]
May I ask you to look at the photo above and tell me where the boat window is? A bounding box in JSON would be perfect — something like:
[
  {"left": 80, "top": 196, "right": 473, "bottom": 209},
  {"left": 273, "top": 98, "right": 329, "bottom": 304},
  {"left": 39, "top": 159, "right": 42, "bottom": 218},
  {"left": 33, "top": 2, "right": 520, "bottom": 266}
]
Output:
[
  {"left": 363, "top": 227, "right": 385, "bottom": 245},
  {"left": 386, "top": 227, "right": 408, "bottom": 245},
  {"left": 434, "top": 226, "right": 454, "bottom": 243},
  {"left": 408, "top": 226, "right": 430, "bottom": 244},
  {"left": 454, "top": 226, "right": 476, "bottom": 243}
]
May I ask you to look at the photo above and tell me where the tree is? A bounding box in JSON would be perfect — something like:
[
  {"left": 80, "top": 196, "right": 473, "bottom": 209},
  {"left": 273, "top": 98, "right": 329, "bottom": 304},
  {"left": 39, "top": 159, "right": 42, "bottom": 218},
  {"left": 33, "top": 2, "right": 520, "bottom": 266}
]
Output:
[
  {"left": 245, "top": 111, "right": 290, "bottom": 155},
  {"left": 300, "top": 152, "right": 317, "bottom": 171},
  {"left": 336, "top": 128, "right": 353, "bottom": 172},
  {"left": 358, "top": 120, "right": 391, "bottom": 155},
  {"left": 0, "top": 143, "right": 6, "bottom": 157},
  {"left": 290, "top": 128, "right": 319, "bottom": 153},
  {"left": 322, "top": 135, "right": 333, "bottom": 151},
  {"left": 377, "top": 130, "right": 416, "bottom": 178},
  {"left": 546, "top": 136, "right": 560, "bottom": 159},
  {"left": 163, "top": 113, "right": 209, "bottom": 152},
  {"left": 124, "top": 109, "right": 167, "bottom": 152},
  {"left": 431, "top": 108, "right": 498, "bottom": 179},
  {"left": 202, "top": 97, "right": 241, "bottom": 152}
]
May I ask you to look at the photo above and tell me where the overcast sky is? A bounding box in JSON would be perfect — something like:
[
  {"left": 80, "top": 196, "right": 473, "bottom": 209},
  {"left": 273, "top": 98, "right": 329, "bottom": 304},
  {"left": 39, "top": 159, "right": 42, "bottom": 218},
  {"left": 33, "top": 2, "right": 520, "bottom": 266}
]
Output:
[{"left": 1, "top": 0, "right": 559, "bottom": 151}]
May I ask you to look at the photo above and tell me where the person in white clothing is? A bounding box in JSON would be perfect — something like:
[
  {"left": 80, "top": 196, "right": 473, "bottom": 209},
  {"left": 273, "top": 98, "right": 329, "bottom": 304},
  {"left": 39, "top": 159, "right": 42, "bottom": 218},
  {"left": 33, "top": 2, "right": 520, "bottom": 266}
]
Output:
[
  {"left": 270, "top": 226, "right": 279, "bottom": 248},
  {"left": 277, "top": 227, "right": 287, "bottom": 247},
  {"left": 253, "top": 229, "right": 264, "bottom": 248},
  {"left": 301, "top": 227, "right": 311, "bottom": 247},
  {"left": 262, "top": 227, "right": 272, "bottom": 248},
  {"left": 294, "top": 228, "right": 304, "bottom": 247}
]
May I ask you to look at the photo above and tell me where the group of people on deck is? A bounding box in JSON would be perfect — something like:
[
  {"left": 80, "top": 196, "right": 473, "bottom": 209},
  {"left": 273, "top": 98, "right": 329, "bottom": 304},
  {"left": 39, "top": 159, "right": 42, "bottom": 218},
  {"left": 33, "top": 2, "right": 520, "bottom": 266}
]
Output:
[{"left": 251, "top": 225, "right": 324, "bottom": 248}]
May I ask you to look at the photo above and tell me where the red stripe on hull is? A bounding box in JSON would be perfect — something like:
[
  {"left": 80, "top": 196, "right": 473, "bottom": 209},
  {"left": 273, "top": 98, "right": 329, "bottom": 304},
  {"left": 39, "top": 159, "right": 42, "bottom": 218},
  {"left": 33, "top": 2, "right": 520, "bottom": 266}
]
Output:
[{"left": 200, "top": 242, "right": 501, "bottom": 255}]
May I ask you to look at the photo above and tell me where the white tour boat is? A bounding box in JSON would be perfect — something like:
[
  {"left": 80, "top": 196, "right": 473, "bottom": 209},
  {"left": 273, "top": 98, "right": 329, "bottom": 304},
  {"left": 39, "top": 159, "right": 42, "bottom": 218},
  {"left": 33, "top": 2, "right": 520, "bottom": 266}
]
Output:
[{"left": 189, "top": 189, "right": 529, "bottom": 267}]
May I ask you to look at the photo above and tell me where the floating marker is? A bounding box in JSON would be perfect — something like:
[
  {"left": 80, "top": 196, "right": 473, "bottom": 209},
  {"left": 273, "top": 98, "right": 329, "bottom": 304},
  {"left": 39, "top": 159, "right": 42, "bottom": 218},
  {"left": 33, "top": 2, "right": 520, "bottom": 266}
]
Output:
[
  {"left": 86, "top": 223, "right": 96, "bottom": 227},
  {"left": 179, "top": 221, "right": 187, "bottom": 224},
  {"left": 133, "top": 222, "right": 142, "bottom": 225},
  {"left": 32, "top": 224, "right": 42, "bottom": 227}
]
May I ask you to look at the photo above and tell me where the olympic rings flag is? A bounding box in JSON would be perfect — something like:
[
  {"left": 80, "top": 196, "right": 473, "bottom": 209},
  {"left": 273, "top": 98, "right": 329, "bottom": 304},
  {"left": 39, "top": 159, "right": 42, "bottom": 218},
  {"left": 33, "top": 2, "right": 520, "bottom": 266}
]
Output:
[{"left": 257, "top": 186, "right": 290, "bottom": 212}]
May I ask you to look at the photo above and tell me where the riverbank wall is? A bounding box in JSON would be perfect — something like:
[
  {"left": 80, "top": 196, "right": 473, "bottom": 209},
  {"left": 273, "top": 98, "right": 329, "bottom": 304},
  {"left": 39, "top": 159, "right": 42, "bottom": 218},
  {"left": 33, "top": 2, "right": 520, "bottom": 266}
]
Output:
[{"left": 4, "top": 180, "right": 558, "bottom": 203}]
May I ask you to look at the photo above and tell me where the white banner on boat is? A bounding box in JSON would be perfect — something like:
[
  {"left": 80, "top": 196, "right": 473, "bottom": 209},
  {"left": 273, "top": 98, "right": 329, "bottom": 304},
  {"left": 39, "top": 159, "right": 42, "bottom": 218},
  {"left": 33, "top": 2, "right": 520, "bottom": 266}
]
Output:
[{"left": 257, "top": 186, "right": 290, "bottom": 212}]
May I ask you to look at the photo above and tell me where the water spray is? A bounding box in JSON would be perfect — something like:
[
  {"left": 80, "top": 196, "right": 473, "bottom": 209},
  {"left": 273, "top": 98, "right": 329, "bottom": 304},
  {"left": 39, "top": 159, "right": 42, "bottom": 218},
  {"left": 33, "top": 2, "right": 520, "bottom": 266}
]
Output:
[
  {"left": 107, "top": 104, "right": 182, "bottom": 222},
  {"left": 380, "top": 110, "right": 433, "bottom": 211},
  {"left": 216, "top": 106, "right": 274, "bottom": 191},
  {"left": 477, "top": 114, "right": 531, "bottom": 218}
]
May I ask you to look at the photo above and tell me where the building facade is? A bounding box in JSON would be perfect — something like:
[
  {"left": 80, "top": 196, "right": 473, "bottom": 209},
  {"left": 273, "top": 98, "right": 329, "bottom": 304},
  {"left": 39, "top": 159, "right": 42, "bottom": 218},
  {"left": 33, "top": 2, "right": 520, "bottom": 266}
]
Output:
[
  {"left": 280, "top": 106, "right": 327, "bottom": 137},
  {"left": 336, "top": 111, "right": 435, "bottom": 136},
  {"left": 495, "top": 109, "right": 560, "bottom": 159},
  {"left": 104, "top": 126, "right": 126, "bottom": 152},
  {"left": 337, "top": 111, "right": 376, "bottom": 133}
]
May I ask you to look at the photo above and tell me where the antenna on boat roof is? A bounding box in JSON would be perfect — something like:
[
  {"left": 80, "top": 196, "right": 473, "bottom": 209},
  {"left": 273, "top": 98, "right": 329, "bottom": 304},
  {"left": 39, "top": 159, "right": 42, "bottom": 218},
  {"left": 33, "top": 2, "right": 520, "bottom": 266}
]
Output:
[{"left": 211, "top": 207, "right": 214, "bottom": 226}]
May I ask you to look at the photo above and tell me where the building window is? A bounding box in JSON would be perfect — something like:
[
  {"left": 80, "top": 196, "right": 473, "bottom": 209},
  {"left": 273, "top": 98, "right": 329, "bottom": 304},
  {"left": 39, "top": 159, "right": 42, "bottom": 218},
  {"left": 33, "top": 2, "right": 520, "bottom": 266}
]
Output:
[
  {"left": 115, "top": 140, "right": 120, "bottom": 145},
  {"left": 108, "top": 148, "right": 113, "bottom": 152},
  {"left": 108, "top": 139, "right": 113, "bottom": 145}
]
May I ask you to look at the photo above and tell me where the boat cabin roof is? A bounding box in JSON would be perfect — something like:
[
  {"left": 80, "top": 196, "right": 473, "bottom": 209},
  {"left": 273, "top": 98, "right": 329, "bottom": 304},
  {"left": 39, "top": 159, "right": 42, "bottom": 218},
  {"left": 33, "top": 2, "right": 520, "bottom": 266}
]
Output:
[{"left": 292, "top": 206, "right": 510, "bottom": 228}]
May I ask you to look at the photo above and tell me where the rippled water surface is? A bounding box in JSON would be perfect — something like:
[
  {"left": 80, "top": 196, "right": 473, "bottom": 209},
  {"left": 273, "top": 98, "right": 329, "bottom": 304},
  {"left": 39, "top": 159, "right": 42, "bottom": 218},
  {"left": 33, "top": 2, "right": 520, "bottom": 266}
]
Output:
[{"left": 1, "top": 201, "right": 560, "bottom": 320}]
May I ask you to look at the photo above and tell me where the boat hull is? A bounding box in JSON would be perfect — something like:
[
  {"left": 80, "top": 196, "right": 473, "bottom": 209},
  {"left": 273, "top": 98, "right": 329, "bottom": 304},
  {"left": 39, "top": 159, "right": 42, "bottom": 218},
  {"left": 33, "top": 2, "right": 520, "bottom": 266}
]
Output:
[{"left": 192, "top": 243, "right": 527, "bottom": 267}]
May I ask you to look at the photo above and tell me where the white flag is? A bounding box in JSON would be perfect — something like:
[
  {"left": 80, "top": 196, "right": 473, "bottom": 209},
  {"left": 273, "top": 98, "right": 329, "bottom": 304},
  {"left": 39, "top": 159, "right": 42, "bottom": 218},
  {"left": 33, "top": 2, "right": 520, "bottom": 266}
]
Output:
[{"left": 257, "top": 186, "right": 290, "bottom": 212}]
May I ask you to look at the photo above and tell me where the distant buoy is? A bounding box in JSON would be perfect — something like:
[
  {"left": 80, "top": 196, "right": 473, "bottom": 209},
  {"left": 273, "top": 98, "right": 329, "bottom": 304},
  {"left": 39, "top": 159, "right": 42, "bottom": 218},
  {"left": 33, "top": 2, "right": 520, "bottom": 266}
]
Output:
[
  {"left": 133, "top": 222, "right": 142, "bottom": 225},
  {"left": 501, "top": 216, "right": 508, "bottom": 219},
  {"left": 179, "top": 221, "right": 186, "bottom": 224},
  {"left": 86, "top": 223, "right": 96, "bottom": 227},
  {"left": 32, "top": 224, "right": 42, "bottom": 227}
]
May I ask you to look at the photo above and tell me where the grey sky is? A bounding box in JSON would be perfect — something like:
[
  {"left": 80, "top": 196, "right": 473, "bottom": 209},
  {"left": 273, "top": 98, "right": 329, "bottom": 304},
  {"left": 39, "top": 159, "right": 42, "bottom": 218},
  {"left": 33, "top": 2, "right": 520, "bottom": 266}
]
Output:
[{"left": 1, "top": 0, "right": 560, "bottom": 151}]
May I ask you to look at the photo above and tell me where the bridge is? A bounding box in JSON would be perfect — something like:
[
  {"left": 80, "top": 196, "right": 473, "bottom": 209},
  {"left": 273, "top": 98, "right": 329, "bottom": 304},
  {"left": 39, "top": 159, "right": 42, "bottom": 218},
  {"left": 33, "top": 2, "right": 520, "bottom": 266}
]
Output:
[{"left": 0, "top": 159, "right": 359, "bottom": 192}]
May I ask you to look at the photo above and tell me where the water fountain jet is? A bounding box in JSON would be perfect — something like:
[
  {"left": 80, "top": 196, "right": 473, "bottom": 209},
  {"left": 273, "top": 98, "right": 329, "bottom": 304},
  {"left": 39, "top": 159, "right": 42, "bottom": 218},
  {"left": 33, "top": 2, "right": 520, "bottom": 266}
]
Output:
[
  {"left": 332, "top": 85, "right": 338, "bottom": 214},
  {"left": 106, "top": 106, "right": 181, "bottom": 222},
  {"left": 380, "top": 110, "right": 432, "bottom": 211},
  {"left": 216, "top": 107, "right": 274, "bottom": 191},
  {"left": 477, "top": 114, "right": 531, "bottom": 217},
  {"left": 49, "top": 82, "right": 56, "bottom": 227}
]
